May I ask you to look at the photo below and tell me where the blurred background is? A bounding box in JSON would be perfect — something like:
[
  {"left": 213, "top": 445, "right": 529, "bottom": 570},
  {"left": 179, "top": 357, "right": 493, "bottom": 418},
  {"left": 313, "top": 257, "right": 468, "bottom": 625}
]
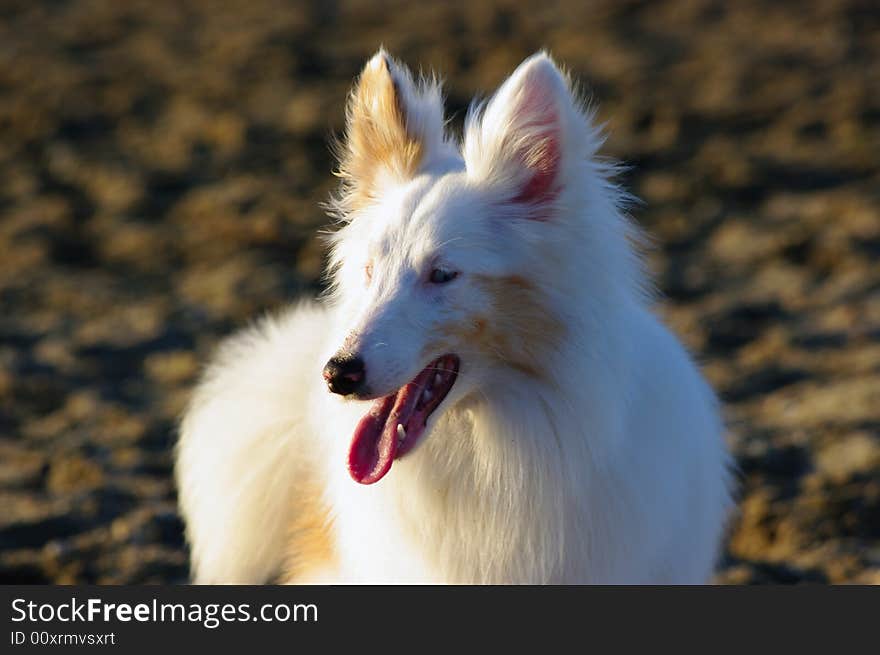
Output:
[{"left": 0, "top": 0, "right": 878, "bottom": 584}]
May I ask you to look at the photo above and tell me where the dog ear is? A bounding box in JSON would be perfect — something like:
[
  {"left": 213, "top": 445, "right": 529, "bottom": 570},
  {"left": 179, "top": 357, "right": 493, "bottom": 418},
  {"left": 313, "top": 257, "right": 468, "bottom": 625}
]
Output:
[
  {"left": 464, "top": 53, "right": 572, "bottom": 219},
  {"left": 337, "top": 50, "right": 446, "bottom": 210}
]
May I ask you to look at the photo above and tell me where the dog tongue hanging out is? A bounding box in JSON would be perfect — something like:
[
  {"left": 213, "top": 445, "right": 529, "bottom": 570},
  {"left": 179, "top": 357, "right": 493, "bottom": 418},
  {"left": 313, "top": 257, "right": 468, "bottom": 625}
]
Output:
[
  {"left": 176, "top": 50, "right": 733, "bottom": 584},
  {"left": 345, "top": 354, "right": 460, "bottom": 484}
]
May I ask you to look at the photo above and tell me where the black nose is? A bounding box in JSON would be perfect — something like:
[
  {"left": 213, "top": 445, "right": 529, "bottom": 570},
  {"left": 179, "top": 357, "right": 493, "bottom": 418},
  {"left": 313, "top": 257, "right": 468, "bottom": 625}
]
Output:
[{"left": 322, "top": 355, "right": 366, "bottom": 396}]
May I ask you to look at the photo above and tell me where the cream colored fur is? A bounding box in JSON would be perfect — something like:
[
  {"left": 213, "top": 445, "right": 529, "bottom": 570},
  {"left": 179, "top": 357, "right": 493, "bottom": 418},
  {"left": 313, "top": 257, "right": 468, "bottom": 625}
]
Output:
[{"left": 176, "top": 51, "right": 733, "bottom": 584}]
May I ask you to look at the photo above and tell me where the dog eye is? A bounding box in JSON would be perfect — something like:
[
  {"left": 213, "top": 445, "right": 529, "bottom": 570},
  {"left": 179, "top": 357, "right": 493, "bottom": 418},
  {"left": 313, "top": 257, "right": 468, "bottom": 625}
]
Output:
[{"left": 429, "top": 267, "right": 458, "bottom": 285}]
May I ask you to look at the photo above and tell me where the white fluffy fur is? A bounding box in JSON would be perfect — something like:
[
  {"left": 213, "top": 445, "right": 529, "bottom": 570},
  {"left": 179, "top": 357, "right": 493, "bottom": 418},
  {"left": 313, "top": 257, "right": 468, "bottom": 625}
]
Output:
[{"left": 176, "top": 51, "right": 733, "bottom": 584}]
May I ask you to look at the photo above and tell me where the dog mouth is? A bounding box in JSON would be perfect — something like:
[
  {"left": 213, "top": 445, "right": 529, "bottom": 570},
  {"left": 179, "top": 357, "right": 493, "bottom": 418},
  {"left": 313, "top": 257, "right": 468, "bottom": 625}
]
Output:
[{"left": 347, "top": 354, "right": 460, "bottom": 485}]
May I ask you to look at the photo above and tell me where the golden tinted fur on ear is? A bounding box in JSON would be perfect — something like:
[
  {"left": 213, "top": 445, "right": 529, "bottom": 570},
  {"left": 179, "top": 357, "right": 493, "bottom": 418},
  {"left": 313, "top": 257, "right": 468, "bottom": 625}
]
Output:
[{"left": 336, "top": 51, "right": 445, "bottom": 212}]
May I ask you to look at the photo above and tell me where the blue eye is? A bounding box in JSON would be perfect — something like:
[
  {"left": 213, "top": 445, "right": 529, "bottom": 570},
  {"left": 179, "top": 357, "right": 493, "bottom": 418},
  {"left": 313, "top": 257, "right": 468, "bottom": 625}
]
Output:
[{"left": 429, "top": 268, "right": 459, "bottom": 284}]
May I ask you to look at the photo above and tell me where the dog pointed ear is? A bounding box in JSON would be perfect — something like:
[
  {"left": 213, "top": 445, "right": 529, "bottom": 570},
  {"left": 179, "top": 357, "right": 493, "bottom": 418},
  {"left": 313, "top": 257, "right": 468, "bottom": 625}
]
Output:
[
  {"left": 337, "top": 50, "right": 446, "bottom": 210},
  {"left": 464, "top": 53, "right": 573, "bottom": 219}
]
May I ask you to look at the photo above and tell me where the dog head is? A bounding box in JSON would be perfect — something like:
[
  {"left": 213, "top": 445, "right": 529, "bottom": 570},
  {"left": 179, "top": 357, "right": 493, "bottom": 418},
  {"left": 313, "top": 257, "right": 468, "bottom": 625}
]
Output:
[{"left": 321, "top": 50, "right": 627, "bottom": 483}]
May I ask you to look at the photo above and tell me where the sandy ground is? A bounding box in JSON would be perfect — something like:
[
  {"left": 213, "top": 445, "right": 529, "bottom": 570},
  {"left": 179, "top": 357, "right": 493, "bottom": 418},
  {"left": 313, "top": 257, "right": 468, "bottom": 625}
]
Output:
[{"left": 0, "top": 0, "right": 878, "bottom": 584}]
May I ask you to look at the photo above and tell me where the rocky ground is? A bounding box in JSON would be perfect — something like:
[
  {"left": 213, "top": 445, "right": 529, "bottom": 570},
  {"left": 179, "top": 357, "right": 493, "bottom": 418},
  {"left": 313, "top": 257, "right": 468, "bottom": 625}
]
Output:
[{"left": 0, "top": 0, "right": 878, "bottom": 584}]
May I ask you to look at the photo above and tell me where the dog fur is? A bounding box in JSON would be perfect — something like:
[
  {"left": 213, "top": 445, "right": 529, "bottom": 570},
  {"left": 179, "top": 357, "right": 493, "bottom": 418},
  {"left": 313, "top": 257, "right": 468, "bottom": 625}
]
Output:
[{"left": 175, "top": 50, "right": 734, "bottom": 584}]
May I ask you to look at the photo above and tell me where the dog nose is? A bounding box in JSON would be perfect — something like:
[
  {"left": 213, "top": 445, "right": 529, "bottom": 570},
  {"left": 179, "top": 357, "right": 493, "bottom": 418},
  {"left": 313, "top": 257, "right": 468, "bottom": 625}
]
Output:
[{"left": 323, "top": 355, "right": 366, "bottom": 395}]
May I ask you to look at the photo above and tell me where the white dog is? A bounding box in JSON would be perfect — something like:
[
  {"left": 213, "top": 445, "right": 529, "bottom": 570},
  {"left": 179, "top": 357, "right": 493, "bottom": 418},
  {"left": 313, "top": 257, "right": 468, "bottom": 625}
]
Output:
[{"left": 175, "top": 50, "right": 733, "bottom": 584}]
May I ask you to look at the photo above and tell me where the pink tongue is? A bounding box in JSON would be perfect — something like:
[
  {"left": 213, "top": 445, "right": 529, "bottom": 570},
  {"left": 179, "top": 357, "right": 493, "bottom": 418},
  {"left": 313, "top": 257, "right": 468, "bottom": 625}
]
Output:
[
  {"left": 347, "top": 386, "right": 412, "bottom": 485},
  {"left": 346, "top": 356, "right": 458, "bottom": 485}
]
